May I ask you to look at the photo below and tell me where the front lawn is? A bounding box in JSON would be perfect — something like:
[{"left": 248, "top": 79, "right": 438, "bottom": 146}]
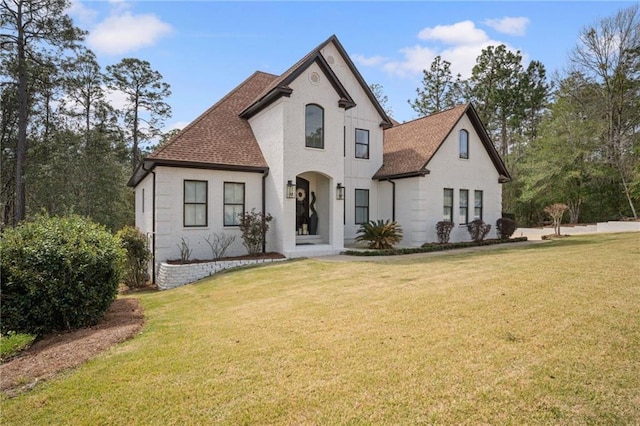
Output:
[{"left": 2, "top": 233, "right": 639, "bottom": 424}]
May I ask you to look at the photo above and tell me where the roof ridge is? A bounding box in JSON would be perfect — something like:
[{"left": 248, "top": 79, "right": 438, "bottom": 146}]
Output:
[
  {"left": 151, "top": 71, "right": 277, "bottom": 158},
  {"left": 390, "top": 103, "right": 469, "bottom": 129}
]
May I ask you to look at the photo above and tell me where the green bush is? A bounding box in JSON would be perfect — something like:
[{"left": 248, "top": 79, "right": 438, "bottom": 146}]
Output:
[
  {"left": 239, "top": 209, "right": 273, "bottom": 255},
  {"left": 116, "top": 226, "right": 150, "bottom": 289},
  {"left": 496, "top": 217, "right": 517, "bottom": 240},
  {"left": 467, "top": 219, "right": 491, "bottom": 242},
  {"left": 0, "top": 215, "right": 125, "bottom": 335},
  {"left": 436, "top": 221, "right": 455, "bottom": 244},
  {"left": 356, "top": 219, "right": 403, "bottom": 249}
]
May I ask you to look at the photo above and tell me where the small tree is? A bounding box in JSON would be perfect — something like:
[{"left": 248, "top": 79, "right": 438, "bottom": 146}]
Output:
[
  {"left": 238, "top": 209, "right": 273, "bottom": 256},
  {"left": 544, "top": 203, "right": 569, "bottom": 236},
  {"left": 436, "top": 221, "right": 455, "bottom": 244},
  {"left": 467, "top": 220, "right": 491, "bottom": 242},
  {"left": 116, "top": 226, "right": 150, "bottom": 289},
  {"left": 356, "top": 219, "right": 403, "bottom": 249}
]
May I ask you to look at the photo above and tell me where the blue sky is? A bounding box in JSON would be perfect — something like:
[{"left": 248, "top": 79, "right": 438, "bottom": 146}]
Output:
[{"left": 68, "top": 1, "right": 636, "bottom": 129}]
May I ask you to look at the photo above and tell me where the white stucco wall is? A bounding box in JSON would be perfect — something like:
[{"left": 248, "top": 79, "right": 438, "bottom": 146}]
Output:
[
  {"left": 152, "top": 166, "right": 265, "bottom": 272},
  {"left": 419, "top": 113, "right": 504, "bottom": 243}
]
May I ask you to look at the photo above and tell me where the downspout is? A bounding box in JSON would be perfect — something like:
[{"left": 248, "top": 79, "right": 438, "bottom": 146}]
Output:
[
  {"left": 387, "top": 178, "right": 396, "bottom": 221},
  {"left": 262, "top": 169, "right": 269, "bottom": 253},
  {"left": 142, "top": 162, "right": 157, "bottom": 285}
]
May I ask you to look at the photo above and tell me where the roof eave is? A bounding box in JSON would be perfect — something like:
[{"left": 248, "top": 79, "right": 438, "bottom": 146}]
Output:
[
  {"left": 239, "top": 86, "right": 293, "bottom": 119},
  {"left": 373, "top": 169, "right": 430, "bottom": 181},
  {"left": 128, "top": 159, "right": 269, "bottom": 187}
]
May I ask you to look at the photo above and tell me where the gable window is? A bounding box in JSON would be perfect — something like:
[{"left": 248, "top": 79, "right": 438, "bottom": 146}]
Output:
[
  {"left": 184, "top": 180, "right": 207, "bottom": 227},
  {"left": 355, "top": 128, "right": 369, "bottom": 159},
  {"left": 355, "top": 189, "right": 369, "bottom": 224},
  {"left": 224, "top": 182, "right": 245, "bottom": 226},
  {"left": 474, "top": 190, "right": 483, "bottom": 220},
  {"left": 443, "top": 188, "right": 453, "bottom": 222},
  {"left": 460, "top": 129, "right": 469, "bottom": 159},
  {"left": 305, "top": 104, "right": 324, "bottom": 149},
  {"left": 459, "top": 189, "right": 469, "bottom": 224}
]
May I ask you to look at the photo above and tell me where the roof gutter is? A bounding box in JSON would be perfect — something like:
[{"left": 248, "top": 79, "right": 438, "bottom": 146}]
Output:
[
  {"left": 262, "top": 169, "right": 269, "bottom": 253},
  {"left": 141, "top": 161, "right": 157, "bottom": 285},
  {"left": 374, "top": 169, "right": 430, "bottom": 181},
  {"left": 386, "top": 178, "right": 396, "bottom": 221}
]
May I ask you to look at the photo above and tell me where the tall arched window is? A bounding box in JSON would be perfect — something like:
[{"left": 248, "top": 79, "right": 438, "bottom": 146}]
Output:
[
  {"left": 459, "top": 129, "right": 469, "bottom": 159},
  {"left": 305, "top": 104, "right": 324, "bottom": 149}
]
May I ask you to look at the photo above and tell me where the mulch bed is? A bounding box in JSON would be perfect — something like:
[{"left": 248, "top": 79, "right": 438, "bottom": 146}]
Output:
[
  {"left": 0, "top": 298, "right": 144, "bottom": 398},
  {"left": 166, "top": 251, "right": 285, "bottom": 265}
]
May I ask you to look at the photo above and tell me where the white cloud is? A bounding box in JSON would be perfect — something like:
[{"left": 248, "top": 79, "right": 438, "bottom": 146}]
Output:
[
  {"left": 361, "top": 20, "right": 523, "bottom": 79},
  {"left": 418, "top": 20, "right": 489, "bottom": 45},
  {"left": 165, "top": 121, "right": 190, "bottom": 132},
  {"left": 66, "top": 0, "right": 98, "bottom": 27},
  {"left": 483, "top": 17, "right": 530, "bottom": 36},
  {"left": 87, "top": 12, "right": 172, "bottom": 55},
  {"left": 353, "top": 54, "right": 389, "bottom": 67},
  {"left": 382, "top": 45, "right": 438, "bottom": 77}
]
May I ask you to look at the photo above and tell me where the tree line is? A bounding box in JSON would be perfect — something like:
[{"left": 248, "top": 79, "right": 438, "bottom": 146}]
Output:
[
  {"left": 2, "top": 1, "right": 638, "bottom": 232},
  {"left": 403, "top": 4, "right": 639, "bottom": 225},
  {"left": 1, "top": 0, "right": 171, "bottom": 230}
]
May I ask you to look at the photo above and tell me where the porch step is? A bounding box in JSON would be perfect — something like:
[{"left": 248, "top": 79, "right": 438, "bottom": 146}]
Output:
[{"left": 296, "top": 235, "right": 324, "bottom": 245}]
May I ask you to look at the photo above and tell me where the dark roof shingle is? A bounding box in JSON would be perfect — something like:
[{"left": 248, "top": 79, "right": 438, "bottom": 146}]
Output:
[{"left": 150, "top": 71, "right": 277, "bottom": 168}]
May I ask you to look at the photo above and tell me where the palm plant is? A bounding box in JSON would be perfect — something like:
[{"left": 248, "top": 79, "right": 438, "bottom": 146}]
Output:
[{"left": 356, "top": 219, "right": 403, "bottom": 249}]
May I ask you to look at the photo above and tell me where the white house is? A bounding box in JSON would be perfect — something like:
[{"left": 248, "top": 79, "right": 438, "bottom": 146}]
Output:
[{"left": 128, "top": 35, "right": 510, "bottom": 283}]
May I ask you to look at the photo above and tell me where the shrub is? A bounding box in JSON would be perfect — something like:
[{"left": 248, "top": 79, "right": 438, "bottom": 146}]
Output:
[
  {"left": 356, "top": 219, "right": 403, "bottom": 249},
  {"left": 436, "top": 221, "right": 455, "bottom": 244},
  {"left": 496, "top": 217, "right": 517, "bottom": 240},
  {"left": 0, "top": 215, "right": 124, "bottom": 335},
  {"left": 204, "top": 232, "right": 236, "bottom": 260},
  {"left": 238, "top": 209, "right": 273, "bottom": 255},
  {"left": 116, "top": 226, "right": 150, "bottom": 289},
  {"left": 467, "top": 219, "right": 491, "bottom": 242},
  {"left": 177, "top": 237, "right": 193, "bottom": 263}
]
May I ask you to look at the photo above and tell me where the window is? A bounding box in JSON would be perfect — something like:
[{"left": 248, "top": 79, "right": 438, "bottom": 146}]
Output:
[
  {"left": 224, "top": 182, "right": 245, "bottom": 226},
  {"left": 459, "top": 189, "right": 468, "bottom": 224},
  {"left": 459, "top": 129, "right": 469, "bottom": 159},
  {"left": 355, "top": 128, "right": 369, "bottom": 159},
  {"left": 305, "top": 104, "right": 324, "bottom": 149},
  {"left": 474, "top": 190, "right": 483, "bottom": 220},
  {"left": 184, "top": 180, "right": 207, "bottom": 227},
  {"left": 355, "top": 189, "right": 369, "bottom": 224},
  {"left": 443, "top": 188, "right": 454, "bottom": 222}
]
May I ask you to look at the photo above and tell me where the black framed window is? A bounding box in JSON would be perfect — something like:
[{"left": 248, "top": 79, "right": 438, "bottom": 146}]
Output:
[
  {"left": 460, "top": 129, "right": 469, "bottom": 159},
  {"left": 355, "top": 128, "right": 369, "bottom": 159},
  {"left": 459, "top": 189, "right": 469, "bottom": 224},
  {"left": 443, "top": 188, "right": 453, "bottom": 222},
  {"left": 355, "top": 189, "right": 369, "bottom": 224},
  {"left": 224, "top": 182, "right": 245, "bottom": 226},
  {"left": 305, "top": 104, "right": 324, "bottom": 149},
  {"left": 474, "top": 190, "right": 483, "bottom": 220},
  {"left": 184, "top": 180, "right": 207, "bottom": 227}
]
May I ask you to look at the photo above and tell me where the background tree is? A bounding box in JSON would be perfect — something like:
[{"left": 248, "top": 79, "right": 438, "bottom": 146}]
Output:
[
  {"left": 409, "top": 56, "right": 464, "bottom": 116},
  {"left": 0, "top": 0, "right": 84, "bottom": 225},
  {"left": 106, "top": 58, "right": 172, "bottom": 170},
  {"left": 369, "top": 83, "right": 393, "bottom": 117},
  {"left": 569, "top": 4, "right": 640, "bottom": 219}
]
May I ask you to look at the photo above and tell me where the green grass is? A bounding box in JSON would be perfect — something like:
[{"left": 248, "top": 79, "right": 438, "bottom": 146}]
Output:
[
  {"left": 2, "top": 233, "right": 639, "bottom": 424},
  {"left": 0, "top": 333, "right": 36, "bottom": 361}
]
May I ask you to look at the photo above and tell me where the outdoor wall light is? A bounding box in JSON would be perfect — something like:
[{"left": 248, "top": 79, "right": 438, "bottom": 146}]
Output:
[
  {"left": 286, "top": 180, "right": 296, "bottom": 199},
  {"left": 336, "top": 183, "right": 345, "bottom": 200}
]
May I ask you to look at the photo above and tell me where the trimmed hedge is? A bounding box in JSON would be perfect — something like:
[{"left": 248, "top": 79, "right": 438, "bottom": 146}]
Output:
[
  {"left": 0, "top": 215, "right": 125, "bottom": 335},
  {"left": 342, "top": 237, "right": 528, "bottom": 257}
]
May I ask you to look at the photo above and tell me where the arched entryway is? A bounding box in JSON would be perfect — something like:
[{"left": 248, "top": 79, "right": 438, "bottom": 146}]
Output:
[{"left": 295, "top": 172, "right": 331, "bottom": 245}]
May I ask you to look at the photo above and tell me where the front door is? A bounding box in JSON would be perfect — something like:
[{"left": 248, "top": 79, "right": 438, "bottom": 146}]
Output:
[{"left": 296, "top": 177, "right": 309, "bottom": 233}]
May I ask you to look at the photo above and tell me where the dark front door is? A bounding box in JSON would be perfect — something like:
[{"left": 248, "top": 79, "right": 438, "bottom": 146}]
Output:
[{"left": 296, "top": 177, "right": 310, "bottom": 233}]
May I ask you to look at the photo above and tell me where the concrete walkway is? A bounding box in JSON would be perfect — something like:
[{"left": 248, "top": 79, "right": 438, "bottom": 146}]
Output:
[{"left": 314, "top": 239, "right": 546, "bottom": 262}]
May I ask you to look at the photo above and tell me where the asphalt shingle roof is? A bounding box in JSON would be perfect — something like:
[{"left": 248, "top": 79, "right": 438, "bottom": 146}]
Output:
[
  {"left": 374, "top": 104, "right": 469, "bottom": 179},
  {"left": 149, "top": 71, "right": 277, "bottom": 169}
]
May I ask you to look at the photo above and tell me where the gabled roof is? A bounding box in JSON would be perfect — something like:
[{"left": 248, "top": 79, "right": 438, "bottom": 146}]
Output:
[
  {"left": 241, "top": 35, "right": 393, "bottom": 128},
  {"left": 128, "top": 71, "right": 275, "bottom": 187},
  {"left": 374, "top": 103, "right": 511, "bottom": 182}
]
